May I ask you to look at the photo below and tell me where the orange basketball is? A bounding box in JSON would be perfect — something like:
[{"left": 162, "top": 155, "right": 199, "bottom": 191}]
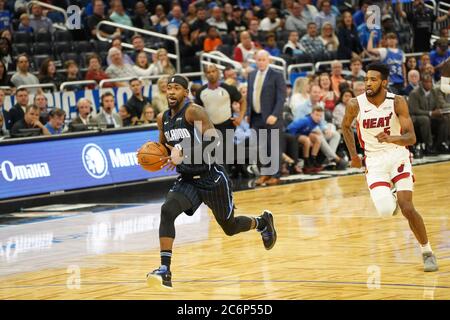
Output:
[{"left": 137, "top": 142, "right": 169, "bottom": 172}]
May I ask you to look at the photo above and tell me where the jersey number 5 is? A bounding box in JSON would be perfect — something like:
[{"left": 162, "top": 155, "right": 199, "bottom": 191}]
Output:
[{"left": 384, "top": 127, "right": 391, "bottom": 135}]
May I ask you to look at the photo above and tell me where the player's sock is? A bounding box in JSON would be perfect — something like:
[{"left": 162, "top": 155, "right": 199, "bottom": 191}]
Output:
[
  {"left": 420, "top": 242, "right": 433, "bottom": 254},
  {"left": 160, "top": 250, "right": 172, "bottom": 270},
  {"left": 255, "top": 216, "right": 267, "bottom": 232}
]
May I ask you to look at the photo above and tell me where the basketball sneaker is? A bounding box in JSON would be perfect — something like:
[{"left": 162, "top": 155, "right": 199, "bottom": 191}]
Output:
[
  {"left": 422, "top": 252, "right": 439, "bottom": 272},
  {"left": 146, "top": 265, "right": 173, "bottom": 289},
  {"left": 258, "top": 210, "right": 277, "bottom": 250}
]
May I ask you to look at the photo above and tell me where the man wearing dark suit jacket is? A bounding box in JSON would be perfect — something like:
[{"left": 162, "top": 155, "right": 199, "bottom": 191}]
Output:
[
  {"left": 8, "top": 88, "right": 29, "bottom": 128},
  {"left": 247, "top": 50, "right": 286, "bottom": 186}
]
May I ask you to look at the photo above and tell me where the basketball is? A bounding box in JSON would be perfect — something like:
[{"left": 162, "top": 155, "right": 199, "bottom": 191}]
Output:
[{"left": 137, "top": 142, "right": 169, "bottom": 172}]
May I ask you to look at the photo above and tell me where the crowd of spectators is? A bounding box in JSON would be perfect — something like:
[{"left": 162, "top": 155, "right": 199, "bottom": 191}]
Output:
[{"left": 1, "top": 0, "right": 450, "bottom": 179}]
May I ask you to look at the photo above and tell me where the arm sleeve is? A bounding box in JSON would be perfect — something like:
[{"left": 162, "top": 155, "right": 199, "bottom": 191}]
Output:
[{"left": 224, "top": 84, "right": 242, "bottom": 103}]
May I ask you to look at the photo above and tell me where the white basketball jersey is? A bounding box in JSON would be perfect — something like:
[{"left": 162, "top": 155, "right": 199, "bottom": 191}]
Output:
[{"left": 356, "top": 92, "right": 402, "bottom": 153}]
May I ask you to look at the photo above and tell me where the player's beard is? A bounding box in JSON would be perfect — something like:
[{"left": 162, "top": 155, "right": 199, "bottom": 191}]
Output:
[
  {"left": 167, "top": 95, "right": 184, "bottom": 109},
  {"left": 366, "top": 84, "right": 382, "bottom": 97}
]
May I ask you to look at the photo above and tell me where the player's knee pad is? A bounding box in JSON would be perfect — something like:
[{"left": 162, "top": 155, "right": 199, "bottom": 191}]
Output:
[
  {"left": 159, "top": 199, "right": 184, "bottom": 238},
  {"left": 370, "top": 186, "right": 397, "bottom": 217}
]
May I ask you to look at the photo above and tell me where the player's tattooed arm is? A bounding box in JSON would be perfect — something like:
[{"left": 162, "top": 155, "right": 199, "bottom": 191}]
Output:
[
  {"left": 342, "top": 98, "right": 361, "bottom": 167},
  {"left": 377, "top": 95, "right": 416, "bottom": 146},
  {"left": 185, "top": 103, "right": 218, "bottom": 138}
]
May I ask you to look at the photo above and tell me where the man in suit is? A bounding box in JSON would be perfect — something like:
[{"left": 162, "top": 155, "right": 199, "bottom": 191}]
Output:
[
  {"left": 95, "top": 92, "right": 123, "bottom": 128},
  {"left": 69, "top": 98, "right": 98, "bottom": 131},
  {"left": 247, "top": 50, "right": 286, "bottom": 186},
  {"left": 408, "top": 73, "right": 450, "bottom": 154},
  {"left": 8, "top": 88, "right": 29, "bottom": 128}
]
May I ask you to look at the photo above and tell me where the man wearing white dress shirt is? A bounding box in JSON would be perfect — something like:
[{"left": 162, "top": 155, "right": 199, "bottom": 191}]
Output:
[{"left": 95, "top": 92, "right": 123, "bottom": 128}]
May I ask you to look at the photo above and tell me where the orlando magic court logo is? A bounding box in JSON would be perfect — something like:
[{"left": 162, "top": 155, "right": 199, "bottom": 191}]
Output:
[{"left": 82, "top": 143, "right": 108, "bottom": 179}]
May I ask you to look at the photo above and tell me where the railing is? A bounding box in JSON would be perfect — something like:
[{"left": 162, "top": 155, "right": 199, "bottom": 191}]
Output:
[
  {"left": 27, "top": 0, "right": 68, "bottom": 26},
  {"left": 405, "top": 52, "right": 427, "bottom": 59},
  {"left": 60, "top": 80, "right": 98, "bottom": 91},
  {"left": 436, "top": 1, "right": 450, "bottom": 34},
  {"left": 17, "top": 83, "right": 57, "bottom": 91},
  {"left": 200, "top": 51, "right": 243, "bottom": 74},
  {"left": 287, "top": 63, "right": 315, "bottom": 79},
  {"left": 96, "top": 21, "right": 180, "bottom": 73}
]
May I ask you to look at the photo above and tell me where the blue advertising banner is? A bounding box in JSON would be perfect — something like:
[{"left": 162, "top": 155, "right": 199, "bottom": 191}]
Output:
[{"left": 0, "top": 129, "right": 176, "bottom": 200}]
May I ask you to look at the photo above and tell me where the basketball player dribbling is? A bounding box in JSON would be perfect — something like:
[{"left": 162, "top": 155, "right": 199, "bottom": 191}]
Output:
[
  {"left": 146, "top": 75, "right": 277, "bottom": 289},
  {"left": 342, "top": 62, "right": 438, "bottom": 272}
]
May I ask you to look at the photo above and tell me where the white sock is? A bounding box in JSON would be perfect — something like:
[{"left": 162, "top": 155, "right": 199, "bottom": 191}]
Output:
[{"left": 421, "top": 242, "right": 432, "bottom": 254}]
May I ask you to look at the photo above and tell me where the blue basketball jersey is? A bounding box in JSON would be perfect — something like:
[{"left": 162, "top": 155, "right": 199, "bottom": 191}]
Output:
[{"left": 383, "top": 48, "right": 404, "bottom": 85}]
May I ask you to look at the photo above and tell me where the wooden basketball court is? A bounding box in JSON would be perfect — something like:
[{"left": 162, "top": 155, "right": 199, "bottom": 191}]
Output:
[{"left": 1, "top": 162, "right": 449, "bottom": 300}]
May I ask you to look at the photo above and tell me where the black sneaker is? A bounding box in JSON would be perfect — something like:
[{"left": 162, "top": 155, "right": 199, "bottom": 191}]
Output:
[
  {"left": 146, "top": 265, "right": 172, "bottom": 289},
  {"left": 258, "top": 210, "right": 277, "bottom": 250}
]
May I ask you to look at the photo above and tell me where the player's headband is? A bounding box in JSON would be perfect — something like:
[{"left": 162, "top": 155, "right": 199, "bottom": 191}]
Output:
[{"left": 168, "top": 75, "right": 189, "bottom": 89}]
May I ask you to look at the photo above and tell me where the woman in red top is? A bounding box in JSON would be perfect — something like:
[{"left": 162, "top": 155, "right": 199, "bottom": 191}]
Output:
[
  {"left": 85, "top": 54, "right": 115, "bottom": 89},
  {"left": 318, "top": 72, "right": 337, "bottom": 122}
]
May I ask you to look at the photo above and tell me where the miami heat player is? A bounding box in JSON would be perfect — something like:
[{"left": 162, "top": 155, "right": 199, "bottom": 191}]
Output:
[{"left": 342, "top": 62, "right": 438, "bottom": 272}]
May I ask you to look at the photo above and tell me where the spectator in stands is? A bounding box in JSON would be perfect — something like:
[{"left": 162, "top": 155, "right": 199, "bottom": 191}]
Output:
[
  {"left": 285, "top": 2, "right": 307, "bottom": 35},
  {"left": 402, "top": 69, "right": 420, "bottom": 96},
  {"left": 18, "top": 13, "right": 33, "bottom": 33},
  {"left": 406, "top": 56, "right": 418, "bottom": 75},
  {"left": 0, "top": 110, "right": 6, "bottom": 136},
  {"left": 207, "top": 6, "right": 228, "bottom": 35},
  {"left": 0, "top": 29, "right": 10, "bottom": 43},
  {"left": 109, "top": 0, "right": 133, "bottom": 27},
  {"left": 119, "top": 104, "right": 133, "bottom": 127},
  {"left": 11, "top": 105, "right": 50, "bottom": 137},
  {"left": 228, "top": 5, "right": 246, "bottom": 42},
  {"left": 0, "top": 59, "right": 10, "bottom": 86},
  {"left": 290, "top": 77, "right": 311, "bottom": 115},
  {"left": 260, "top": 8, "right": 283, "bottom": 32},
  {"left": 9, "top": 87, "right": 29, "bottom": 127},
  {"left": 203, "top": 25, "right": 222, "bottom": 53},
  {"left": 430, "top": 38, "right": 450, "bottom": 82},
  {"left": 300, "top": 22, "right": 326, "bottom": 60},
  {"left": 318, "top": 73, "right": 337, "bottom": 119},
  {"left": 148, "top": 48, "right": 176, "bottom": 76},
  {"left": 132, "top": 1, "right": 153, "bottom": 31},
  {"left": 319, "top": 22, "right": 339, "bottom": 56},
  {"left": 0, "top": 0, "right": 11, "bottom": 31},
  {"left": 367, "top": 32, "right": 406, "bottom": 94},
  {"left": 264, "top": 33, "right": 281, "bottom": 58},
  {"left": 190, "top": 6, "right": 209, "bottom": 37},
  {"left": 177, "top": 22, "right": 200, "bottom": 72},
  {"left": 344, "top": 56, "right": 365, "bottom": 86},
  {"left": 150, "top": 4, "right": 169, "bottom": 33},
  {"left": 287, "top": 105, "right": 324, "bottom": 173},
  {"left": 357, "top": 8, "right": 382, "bottom": 51},
  {"left": 38, "top": 58, "right": 63, "bottom": 91},
  {"left": 330, "top": 60, "right": 346, "bottom": 98},
  {"left": 223, "top": 65, "right": 240, "bottom": 87},
  {"left": 234, "top": 31, "right": 257, "bottom": 64},
  {"left": 85, "top": 53, "right": 113, "bottom": 89},
  {"left": 419, "top": 53, "right": 431, "bottom": 70},
  {"left": 283, "top": 31, "right": 305, "bottom": 58},
  {"left": 246, "top": 17, "right": 259, "bottom": 41},
  {"left": 315, "top": 0, "right": 336, "bottom": 29},
  {"left": 95, "top": 92, "right": 122, "bottom": 128},
  {"left": 247, "top": 50, "right": 285, "bottom": 186},
  {"left": 380, "top": 14, "right": 396, "bottom": 35},
  {"left": 298, "top": 0, "right": 318, "bottom": 23},
  {"left": 295, "top": 84, "right": 347, "bottom": 170},
  {"left": 105, "top": 47, "right": 135, "bottom": 85},
  {"left": 62, "top": 60, "right": 84, "bottom": 91},
  {"left": 10, "top": 55, "right": 39, "bottom": 93},
  {"left": 125, "top": 78, "right": 151, "bottom": 123},
  {"left": 69, "top": 98, "right": 97, "bottom": 131},
  {"left": 189, "top": 83, "right": 203, "bottom": 101},
  {"left": 336, "top": 10, "right": 364, "bottom": 60},
  {"left": 224, "top": 3, "right": 233, "bottom": 21},
  {"left": 409, "top": 73, "right": 450, "bottom": 154},
  {"left": 166, "top": 4, "right": 183, "bottom": 36},
  {"left": 44, "top": 109, "right": 66, "bottom": 135},
  {"left": 87, "top": 0, "right": 121, "bottom": 40},
  {"left": 107, "top": 36, "right": 134, "bottom": 66},
  {"left": 152, "top": 76, "right": 169, "bottom": 113},
  {"left": 352, "top": 0, "right": 371, "bottom": 27},
  {"left": 0, "top": 88, "right": 10, "bottom": 132},
  {"left": 29, "top": 4, "right": 54, "bottom": 33},
  {"left": 132, "top": 51, "right": 151, "bottom": 78},
  {"left": 139, "top": 104, "right": 157, "bottom": 124},
  {"left": 332, "top": 88, "right": 354, "bottom": 130},
  {"left": 397, "top": 0, "right": 450, "bottom": 53},
  {"left": 185, "top": 3, "right": 197, "bottom": 25},
  {"left": 0, "top": 37, "right": 14, "bottom": 72},
  {"left": 352, "top": 81, "right": 365, "bottom": 96},
  {"left": 33, "top": 93, "right": 49, "bottom": 125}
]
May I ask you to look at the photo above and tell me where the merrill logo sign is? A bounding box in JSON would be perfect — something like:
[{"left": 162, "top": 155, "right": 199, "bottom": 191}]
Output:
[{"left": 82, "top": 143, "right": 108, "bottom": 179}]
